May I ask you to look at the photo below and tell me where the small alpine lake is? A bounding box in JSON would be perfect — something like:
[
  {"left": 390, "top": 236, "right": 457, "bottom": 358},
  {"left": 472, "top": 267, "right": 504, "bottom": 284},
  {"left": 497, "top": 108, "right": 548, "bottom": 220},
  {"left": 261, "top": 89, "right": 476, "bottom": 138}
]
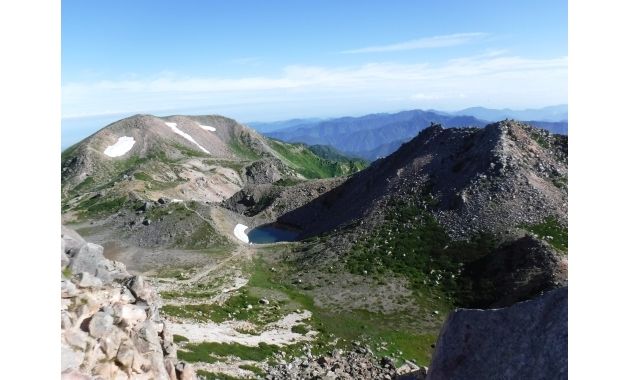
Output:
[{"left": 247, "top": 223, "right": 301, "bottom": 244}]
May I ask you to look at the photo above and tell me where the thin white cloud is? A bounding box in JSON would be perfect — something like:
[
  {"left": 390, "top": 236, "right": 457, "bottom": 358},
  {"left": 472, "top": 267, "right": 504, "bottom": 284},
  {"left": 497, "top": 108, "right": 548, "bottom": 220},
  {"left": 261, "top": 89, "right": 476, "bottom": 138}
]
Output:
[
  {"left": 62, "top": 52, "right": 567, "bottom": 118},
  {"left": 341, "top": 32, "right": 487, "bottom": 54}
]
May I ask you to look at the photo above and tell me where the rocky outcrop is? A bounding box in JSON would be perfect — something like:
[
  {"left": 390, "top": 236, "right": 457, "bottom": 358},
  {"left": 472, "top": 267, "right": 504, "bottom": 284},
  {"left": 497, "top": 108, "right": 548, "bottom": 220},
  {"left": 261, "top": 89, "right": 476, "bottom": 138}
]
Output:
[
  {"left": 460, "top": 236, "right": 568, "bottom": 307},
  {"left": 244, "top": 158, "right": 287, "bottom": 184},
  {"left": 223, "top": 177, "right": 345, "bottom": 222},
  {"left": 427, "top": 287, "right": 567, "bottom": 380},
  {"left": 61, "top": 226, "right": 194, "bottom": 380}
]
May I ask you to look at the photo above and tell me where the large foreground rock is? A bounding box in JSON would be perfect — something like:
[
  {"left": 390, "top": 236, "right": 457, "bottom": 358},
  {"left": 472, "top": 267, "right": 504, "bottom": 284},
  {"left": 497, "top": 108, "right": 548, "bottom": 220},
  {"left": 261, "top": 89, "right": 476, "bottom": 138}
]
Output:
[
  {"left": 60, "top": 225, "right": 192, "bottom": 380},
  {"left": 427, "top": 287, "right": 567, "bottom": 380}
]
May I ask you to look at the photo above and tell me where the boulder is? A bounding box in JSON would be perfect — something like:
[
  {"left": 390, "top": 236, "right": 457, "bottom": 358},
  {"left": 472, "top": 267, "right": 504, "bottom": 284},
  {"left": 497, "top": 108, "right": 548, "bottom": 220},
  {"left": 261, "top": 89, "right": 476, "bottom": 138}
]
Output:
[
  {"left": 124, "top": 276, "right": 157, "bottom": 304},
  {"left": 61, "top": 279, "right": 78, "bottom": 298},
  {"left": 64, "top": 329, "right": 90, "bottom": 351},
  {"left": 115, "top": 344, "right": 136, "bottom": 369},
  {"left": 61, "top": 238, "right": 70, "bottom": 268},
  {"left": 100, "top": 328, "right": 124, "bottom": 359},
  {"left": 164, "top": 358, "right": 178, "bottom": 380},
  {"left": 427, "top": 287, "right": 567, "bottom": 380},
  {"left": 138, "top": 201, "right": 153, "bottom": 212},
  {"left": 93, "top": 361, "right": 125, "bottom": 380},
  {"left": 133, "top": 321, "right": 162, "bottom": 354},
  {"left": 60, "top": 369, "right": 91, "bottom": 380},
  {"left": 68, "top": 243, "right": 105, "bottom": 277},
  {"left": 88, "top": 312, "right": 114, "bottom": 339},
  {"left": 61, "top": 225, "right": 86, "bottom": 257},
  {"left": 61, "top": 342, "right": 85, "bottom": 372},
  {"left": 77, "top": 272, "right": 103, "bottom": 288},
  {"left": 175, "top": 361, "right": 195, "bottom": 380},
  {"left": 113, "top": 303, "right": 147, "bottom": 328}
]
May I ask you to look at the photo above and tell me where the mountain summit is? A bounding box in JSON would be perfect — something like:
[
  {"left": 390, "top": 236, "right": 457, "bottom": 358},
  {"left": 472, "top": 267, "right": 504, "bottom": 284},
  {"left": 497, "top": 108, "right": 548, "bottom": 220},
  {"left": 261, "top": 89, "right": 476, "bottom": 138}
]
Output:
[
  {"left": 279, "top": 120, "right": 568, "bottom": 240},
  {"left": 61, "top": 114, "right": 366, "bottom": 217}
]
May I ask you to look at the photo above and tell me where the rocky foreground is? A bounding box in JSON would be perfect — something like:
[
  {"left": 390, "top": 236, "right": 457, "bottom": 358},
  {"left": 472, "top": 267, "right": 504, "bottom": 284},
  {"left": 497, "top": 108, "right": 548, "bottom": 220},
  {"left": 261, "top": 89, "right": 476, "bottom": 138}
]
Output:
[
  {"left": 60, "top": 226, "right": 194, "bottom": 380},
  {"left": 428, "top": 287, "right": 568, "bottom": 380},
  {"left": 267, "top": 345, "right": 427, "bottom": 380}
]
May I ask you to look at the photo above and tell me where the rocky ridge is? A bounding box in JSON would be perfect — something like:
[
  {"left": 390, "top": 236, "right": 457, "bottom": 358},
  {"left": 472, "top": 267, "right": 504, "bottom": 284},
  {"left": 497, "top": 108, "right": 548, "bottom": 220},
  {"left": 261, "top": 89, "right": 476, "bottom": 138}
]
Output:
[
  {"left": 278, "top": 120, "right": 567, "bottom": 240},
  {"left": 61, "top": 226, "right": 195, "bottom": 380}
]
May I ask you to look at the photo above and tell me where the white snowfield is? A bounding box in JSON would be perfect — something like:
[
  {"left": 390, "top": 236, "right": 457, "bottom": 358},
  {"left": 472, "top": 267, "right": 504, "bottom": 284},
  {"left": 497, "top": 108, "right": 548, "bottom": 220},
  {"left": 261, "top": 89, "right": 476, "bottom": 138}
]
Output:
[
  {"left": 171, "top": 199, "right": 183, "bottom": 203},
  {"left": 197, "top": 122, "right": 217, "bottom": 132},
  {"left": 164, "top": 121, "right": 210, "bottom": 154},
  {"left": 168, "top": 311, "right": 315, "bottom": 346},
  {"left": 103, "top": 136, "right": 135, "bottom": 157},
  {"left": 233, "top": 224, "right": 249, "bottom": 243}
]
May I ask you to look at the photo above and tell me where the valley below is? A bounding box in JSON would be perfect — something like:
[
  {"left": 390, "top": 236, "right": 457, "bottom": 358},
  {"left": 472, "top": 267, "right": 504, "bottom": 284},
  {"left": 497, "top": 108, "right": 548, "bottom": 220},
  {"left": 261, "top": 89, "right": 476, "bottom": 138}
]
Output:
[{"left": 60, "top": 114, "right": 567, "bottom": 380}]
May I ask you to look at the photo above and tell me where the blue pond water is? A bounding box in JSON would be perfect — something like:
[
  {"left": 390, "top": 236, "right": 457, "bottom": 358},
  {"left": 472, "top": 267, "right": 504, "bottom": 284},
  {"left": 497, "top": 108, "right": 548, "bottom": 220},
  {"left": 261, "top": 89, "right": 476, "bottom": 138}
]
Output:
[{"left": 247, "top": 224, "right": 301, "bottom": 244}]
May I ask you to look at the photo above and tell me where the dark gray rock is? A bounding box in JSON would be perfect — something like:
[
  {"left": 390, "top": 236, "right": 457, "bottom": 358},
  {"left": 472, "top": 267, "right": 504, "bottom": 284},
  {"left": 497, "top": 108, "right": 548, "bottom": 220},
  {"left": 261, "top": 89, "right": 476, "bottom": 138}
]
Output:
[
  {"left": 461, "top": 236, "right": 568, "bottom": 308},
  {"left": 138, "top": 201, "right": 153, "bottom": 212},
  {"left": 427, "top": 287, "right": 567, "bottom": 380}
]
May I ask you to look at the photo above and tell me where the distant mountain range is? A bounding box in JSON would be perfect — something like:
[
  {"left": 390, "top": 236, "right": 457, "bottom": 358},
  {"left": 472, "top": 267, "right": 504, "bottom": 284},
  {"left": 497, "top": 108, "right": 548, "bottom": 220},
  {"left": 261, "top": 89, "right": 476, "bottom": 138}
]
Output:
[
  {"left": 451, "top": 105, "right": 567, "bottom": 122},
  {"left": 254, "top": 106, "right": 568, "bottom": 160}
]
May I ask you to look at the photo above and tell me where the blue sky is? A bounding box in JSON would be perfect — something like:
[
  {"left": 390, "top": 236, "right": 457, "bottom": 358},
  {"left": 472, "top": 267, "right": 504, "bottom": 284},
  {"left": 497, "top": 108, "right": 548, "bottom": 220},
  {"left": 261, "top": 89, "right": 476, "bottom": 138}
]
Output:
[{"left": 62, "top": 0, "right": 567, "bottom": 146}]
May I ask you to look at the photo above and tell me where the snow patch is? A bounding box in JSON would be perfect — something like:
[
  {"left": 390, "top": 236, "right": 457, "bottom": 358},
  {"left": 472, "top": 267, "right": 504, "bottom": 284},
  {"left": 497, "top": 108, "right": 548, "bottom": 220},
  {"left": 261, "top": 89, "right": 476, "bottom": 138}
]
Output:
[
  {"left": 168, "top": 311, "right": 314, "bottom": 346},
  {"left": 164, "top": 121, "right": 210, "bottom": 154},
  {"left": 197, "top": 122, "right": 217, "bottom": 132},
  {"left": 233, "top": 224, "right": 249, "bottom": 243},
  {"left": 171, "top": 199, "right": 183, "bottom": 203},
  {"left": 103, "top": 136, "right": 135, "bottom": 157}
]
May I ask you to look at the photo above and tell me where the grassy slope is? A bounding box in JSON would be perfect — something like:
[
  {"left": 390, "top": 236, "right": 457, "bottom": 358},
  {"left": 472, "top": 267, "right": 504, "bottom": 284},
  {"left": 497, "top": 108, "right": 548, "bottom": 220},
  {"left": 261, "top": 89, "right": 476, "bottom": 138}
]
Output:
[
  {"left": 247, "top": 253, "right": 440, "bottom": 366},
  {"left": 267, "top": 139, "right": 367, "bottom": 179}
]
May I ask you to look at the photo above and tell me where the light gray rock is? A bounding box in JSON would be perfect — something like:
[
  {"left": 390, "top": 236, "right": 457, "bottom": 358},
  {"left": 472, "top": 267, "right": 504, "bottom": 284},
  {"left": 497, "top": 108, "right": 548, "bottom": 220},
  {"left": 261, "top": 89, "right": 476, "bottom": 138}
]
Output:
[
  {"left": 125, "top": 276, "right": 157, "bottom": 304},
  {"left": 115, "top": 344, "right": 135, "bottom": 369},
  {"left": 68, "top": 242, "right": 128, "bottom": 284},
  {"left": 99, "top": 327, "right": 123, "bottom": 359},
  {"left": 61, "top": 311, "right": 73, "bottom": 329},
  {"left": 77, "top": 272, "right": 103, "bottom": 288},
  {"left": 134, "top": 320, "right": 162, "bottom": 354},
  {"left": 113, "top": 303, "right": 146, "bottom": 328},
  {"left": 61, "top": 342, "right": 85, "bottom": 372},
  {"left": 61, "top": 225, "right": 86, "bottom": 256},
  {"left": 68, "top": 242, "right": 105, "bottom": 276},
  {"left": 164, "top": 358, "right": 178, "bottom": 380},
  {"left": 88, "top": 312, "right": 114, "bottom": 339},
  {"left": 427, "top": 287, "right": 567, "bottom": 380},
  {"left": 61, "top": 279, "right": 78, "bottom": 298},
  {"left": 64, "top": 329, "right": 90, "bottom": 351},
  {"left": 61, "top": 238, "right": 70, "bottom": 268},
  {"left": 60, "top": 368, "right": 91, "bottom": 380}
]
